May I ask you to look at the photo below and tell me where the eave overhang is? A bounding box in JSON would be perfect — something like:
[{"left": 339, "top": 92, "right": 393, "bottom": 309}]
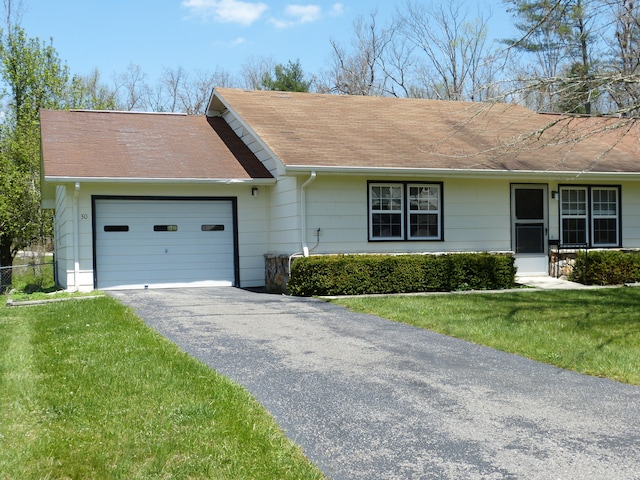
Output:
[
  {"left": 284, "top": 165, "right": 640, "bottom": 181},
  {"left": 43, "top": 176, "right": 277, "bottom": 185},
  {"left": 40, "top": 175, "right": 277, "bottom": 206}
]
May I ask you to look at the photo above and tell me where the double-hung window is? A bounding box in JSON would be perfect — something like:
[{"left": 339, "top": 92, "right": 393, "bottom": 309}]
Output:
[
  {"left": 369, "top": 182, "right": 442, "bottom": 241},
  {"left": 560, "top": 186, "right": 620, "bottom": 247}
]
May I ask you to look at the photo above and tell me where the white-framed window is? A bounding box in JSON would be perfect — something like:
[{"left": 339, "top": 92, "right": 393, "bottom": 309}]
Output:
[
  {"left": 369, "top": 182, "right": 443, "bottom": 241},
  {"left": 560, "top": 187, "right": 588, "bottom": 245},
  {"left": 370, "top": 184, "right": 404, "bottom": 239},
  {"left": 591, "top": 187, "right": 619, "bottom": 246},
  {"left": 408, "top": 185, "right": 441, "bottom": 240},
  {"left": 559, "top": 186, "right": 620, "bottom": 247}
]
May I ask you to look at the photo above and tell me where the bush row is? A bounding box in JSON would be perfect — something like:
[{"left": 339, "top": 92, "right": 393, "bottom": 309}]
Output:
[
  {"left": 287, "top": 253, "right": 516, "bottom": 296},
  {"left": 571, "top": 250, "right": 640, "bottom": 285}
]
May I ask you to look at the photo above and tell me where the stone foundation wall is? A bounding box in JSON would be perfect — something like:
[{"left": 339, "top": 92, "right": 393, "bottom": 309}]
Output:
[
  {"left": 549, "top": 248, "right": 640, "bottom": 278},
  {"left": 549, "top": 249, "right": 579, "bottom": 278},
  {"left": 264, "top": 254, "right": 296, "bottom": 293}
]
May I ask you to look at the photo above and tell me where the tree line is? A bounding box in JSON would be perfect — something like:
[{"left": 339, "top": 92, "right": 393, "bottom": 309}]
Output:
[
  {"left": 5, "top": 0, "right": 640, "bottom": 115},
  {"left": 48, "top": 0, "right": 640, "bottom": 117}
]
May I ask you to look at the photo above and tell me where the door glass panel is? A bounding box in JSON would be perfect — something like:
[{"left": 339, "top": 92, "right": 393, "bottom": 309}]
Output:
[
  {"left": 516, "top": 224, "right": 544, "bottom": 254},
  {"left": 515, "top": 189, "right": 544, "bottom": 220}
]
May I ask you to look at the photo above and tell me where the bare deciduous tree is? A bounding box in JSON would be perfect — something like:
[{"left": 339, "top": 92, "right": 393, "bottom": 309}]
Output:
[
  {"left": 397, "top": 0, "right": 498, "bottom": 101},
  {"left": 240, "top": 55, "right": 276, "bottom": 90},
  {"left": 604, "top": 0, "right": 640, "bottom": 114},
  {"left": 113, "top": 63, "right": 150, "bottom": 111},
  {"left": 319, "top": 12, "right": 390, "bottom": 95},
  {"left": 160, "top": 67, "right": 234, "bottom": 114},
  {"left": 320, "top": 2, "right": 500, "bottom": 100}
]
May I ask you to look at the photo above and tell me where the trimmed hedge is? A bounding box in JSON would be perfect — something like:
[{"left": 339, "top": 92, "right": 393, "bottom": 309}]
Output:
[
  {"left": 570, "top": 250, "right": 640, "bottom": 285},
  {"left": 287, "top": 253, "right": 516, "bottom": 296}
]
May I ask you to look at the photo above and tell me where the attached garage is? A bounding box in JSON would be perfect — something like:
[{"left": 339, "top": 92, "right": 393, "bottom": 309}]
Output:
[
  {"left": 40, "top": 110, "right": 274, "bottom": 292},
  {"left": 93, "top": 197, "right": 238, "bottom": 290}
]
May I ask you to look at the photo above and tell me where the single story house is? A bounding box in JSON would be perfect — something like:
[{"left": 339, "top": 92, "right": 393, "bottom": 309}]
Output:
[{"left": 40, "top": 88, "right": 640, "bottom": 291}]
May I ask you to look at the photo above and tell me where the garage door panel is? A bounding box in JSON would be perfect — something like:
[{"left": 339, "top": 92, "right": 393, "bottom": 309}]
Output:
[
  {"left": 97, "top": 232, "right": 234, "bottom": 247},
  {"left": 95, "top": 267, "right": 235, "bottom": 283},
  {"left": 97, "top": 242, "right": 234, "bottom": 256},
  {"left": 95, "top": 199, "right": 236, "bottom": 289},
  {"left": 97, "top": 255, "right": 234, "bottom": 270}
]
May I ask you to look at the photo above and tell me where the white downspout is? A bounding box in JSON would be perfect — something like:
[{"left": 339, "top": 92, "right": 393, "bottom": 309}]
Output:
[
  {"left": 72, "top": 181, "right": 80, "bottom": 290},
  {"left": 300, "top": 171, "right": 317, "bottom": 257}
]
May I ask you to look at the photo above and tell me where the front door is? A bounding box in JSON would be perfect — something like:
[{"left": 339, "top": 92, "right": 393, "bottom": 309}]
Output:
[{"left": 511, "top": 184, "right": 548, "bottom": 276}]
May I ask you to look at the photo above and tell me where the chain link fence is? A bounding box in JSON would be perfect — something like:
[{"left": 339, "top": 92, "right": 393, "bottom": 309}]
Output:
[{"left": 1, "top": 252, "right": 55, "bottom": 293}]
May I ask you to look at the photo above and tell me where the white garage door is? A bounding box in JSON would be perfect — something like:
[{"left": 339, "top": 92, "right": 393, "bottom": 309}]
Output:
[{"left": 94, "top": 198, "right": 236, "bottom": 289}]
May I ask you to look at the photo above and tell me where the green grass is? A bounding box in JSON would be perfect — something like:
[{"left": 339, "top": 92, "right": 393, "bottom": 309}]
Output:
[
  {"left": 332, "top": 288, "right": 640, "bottom": 385},
  {"left": 8, "top": 290, "right": 103, "bottom": 302},
  {"left": 3, "top": 257, "right": 56, "bottom": 295},
  {"left": 0, "top": 296, "right": 325, "bottom": 479}
]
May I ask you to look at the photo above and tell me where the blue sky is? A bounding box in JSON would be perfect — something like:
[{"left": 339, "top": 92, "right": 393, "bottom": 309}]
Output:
[{"left": 19, "top": 0, "right": 514, "bottom": 86}]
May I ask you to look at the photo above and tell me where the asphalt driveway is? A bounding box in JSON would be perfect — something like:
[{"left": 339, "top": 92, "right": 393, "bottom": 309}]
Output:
[{"left": 109, "top": 287, "right": 640, "bottom": 480}]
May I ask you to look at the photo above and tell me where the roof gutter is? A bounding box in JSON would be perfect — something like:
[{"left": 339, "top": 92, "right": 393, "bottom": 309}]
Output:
[
  {"left": 300, "top": 170, "right": 317, "bottom": 257},
  {"left": 284, "top": 165, "right": 640, "bottom": 181},
  {"left": 43, "top": 176, "right": 277, "bottom": 185}
]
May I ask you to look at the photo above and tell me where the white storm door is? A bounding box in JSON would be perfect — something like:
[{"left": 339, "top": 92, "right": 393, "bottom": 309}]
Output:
[{"left": 511, "top": 185, "right": 549, "bottom": 276}]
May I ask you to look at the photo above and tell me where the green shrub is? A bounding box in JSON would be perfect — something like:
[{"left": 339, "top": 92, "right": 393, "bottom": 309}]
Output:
[
  {"left": 288, "top": 253, "right": 516, "bottom": 296},
  {"left": 571, "top": 250, "right": 640, "bottom": 285}
]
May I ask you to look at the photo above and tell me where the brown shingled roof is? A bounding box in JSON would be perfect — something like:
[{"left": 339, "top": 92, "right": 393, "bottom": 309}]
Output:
[
  {"left": 40, "top": 109, "right": 273, "bottom": 180},
  {"left": 211, "top": 88, "right": 640, "bottom": 174}
]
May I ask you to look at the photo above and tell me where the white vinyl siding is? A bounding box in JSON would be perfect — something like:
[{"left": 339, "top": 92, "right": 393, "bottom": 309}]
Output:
[
  {"left": 303, "top": 176, "right": 510, "bottom": 254},
  {"left": 268, "top": 176, "right": 301, "bottom": 254},
  {"left": 53, "top": 185, "right": 71, "bottom": 288}
]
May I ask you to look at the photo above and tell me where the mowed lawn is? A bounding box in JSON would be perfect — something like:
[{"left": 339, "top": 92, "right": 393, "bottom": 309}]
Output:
[
  {"left": 333, "top": 287, "right": 640, "bottom": 385},
  {"left": 0, "top": 296, "right": 325, "bottom": 480},
  {"left": 3, "top": 285, "right": 639, "bottom": 479}
]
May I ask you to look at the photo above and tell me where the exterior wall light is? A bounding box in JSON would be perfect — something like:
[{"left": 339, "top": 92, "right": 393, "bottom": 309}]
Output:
[{"left": 251, "top": 187, "right": 258, "bottom": 197}]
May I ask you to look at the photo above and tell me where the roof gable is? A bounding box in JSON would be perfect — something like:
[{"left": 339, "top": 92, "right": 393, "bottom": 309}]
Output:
[{"left": 210, "top": 88, "right": 640, "bottom": 174}]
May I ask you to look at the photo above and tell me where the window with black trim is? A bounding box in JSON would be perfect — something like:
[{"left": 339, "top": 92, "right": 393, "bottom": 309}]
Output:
[
  {"left": 369, "top": 182, "right": 442, "bottom": 241},
  {"left": 560, "top": 186, "right": 620, "bottom": 247}
]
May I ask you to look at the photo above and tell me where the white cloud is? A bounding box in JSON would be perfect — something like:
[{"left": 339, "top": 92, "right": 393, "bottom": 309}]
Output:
[
  {"left": 330, "top": 3, "right": 344, "bottom": 16},
  {"left": 268, "top": 18, "right": 289, "bottom": 28},
  {"left": 284, "top": 5, "right": 321, "bottom": 23},
  {"left": 270, "top": 3, "right": 332, "bottom": 28},
  {"left": 182, "top": 0, "right": 268, "bottom": 26}
]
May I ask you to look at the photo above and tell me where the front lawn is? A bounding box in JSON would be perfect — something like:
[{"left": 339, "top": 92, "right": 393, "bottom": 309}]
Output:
[
  {"left": 0, "top": 296, "right": 324, "bottom": 480},
  {"left": 333, "top": 288, "right": 640, "bottom": 385}
]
